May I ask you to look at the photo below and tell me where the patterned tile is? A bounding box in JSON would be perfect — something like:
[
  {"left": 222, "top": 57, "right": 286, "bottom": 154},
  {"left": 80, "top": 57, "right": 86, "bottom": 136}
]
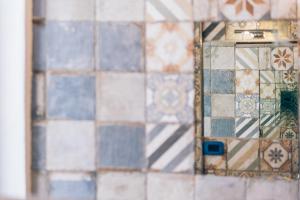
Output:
[
  {"left": 259, "top": 48, "right": 271, "bottom": 69},
  {"left": 46, "top": 21, "right": 94, "bottom": 70},
  {"left": 260, "top": 140, "right": 292, "bottom": 172},
  {"left": 211, "top": 46, "right": 235, "bottom": 69},
  {"left": 275, "top": 70, "right": 298, "bottom": 84},
  {"left": 271, "top": 0, "right": 297, "bottom": 19},
  {"left": 146, "top": 124, "right": 194, "bottom": 173},
  {"left": 211, "top": 118, "right": 235, "bottom": 137},
  {"left": 46, "top": 121, "right": 95, "bottom": 171},
  {"left": 260, "top": 84, "right": 275, "bottom": 99},
  {"left": 236, "top": 94, "right": 259, "bottom": 118},
  {"left": 202, "top": 22, "right": 225, "bottom": 41},
  {"left": 98, "top": 23, "right": 144, "bottom": 72},
  {"left": 147, "top": 74, "right": 194, "bottom": 123},
  {"left": 204, "top": 95, "right": 211, "bottom": 117},
  {"left": 271, "top": 47, "right": 293, "bottom": 70},
  {"left": 280, "top": 127, "right": 298, "bottom": 139},
  {"left": 96, "top": 0, "right": 144, "bottom": 21},
  {"left": 97, "top": 125, "right": 145, "bottom": 169},
  {"left": 260, "top": 113, "right": 277, "bottom": 127},
  {"left": 146, "top": 0, "right": 192, "bottom": 21},
  {"left": 49, "top": 173, "right": 96, "bottom": 200},
  {"left": 236, "top": 70, "right": 259, "bottom": 94},
  {"left": 235, "top": 48, "right": 259, "bottom": 69},
  {"left": 97, "top": 73, "right": 145, "bottom": 122},
  {"left": 211, "top": 70, "right": 235, "bottom": 94},
  {"left": 261, "top": 126, "right": 280, "bottom": 139},
  {"left": 219, "top": 0, "right": 270, "bottom": 21},
  {"left": 260, "top": 70, "right": 274, "bottom": 84},
  {"left": 211, "top": 94, "right": 235, "bottom": 117},
  {"left": 47, "top": 75, "right": 95, "bottom": 120},
  {"left": 260, "top": 99, "right": 275, "bottom": 115},
  {"left": 146, "top": 23, "right": 193, "bottom": 72},
  {"left": 204, "top": 138, "right": 226, "bottom": 171},
  {"left": 235, "top": 118, "right": 259, "bottom": 138},
  {"left": 227, "top": 139, "right": 259, "bottom": 171}
]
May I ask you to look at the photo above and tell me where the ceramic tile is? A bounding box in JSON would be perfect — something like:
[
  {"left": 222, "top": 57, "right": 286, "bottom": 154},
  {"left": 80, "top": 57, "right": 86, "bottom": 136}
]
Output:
[
  {"left": 204, "top": 117, "right": 211, "bottom": 137},
  {"left": 97, "top": 73, "right": 145, "bottom": 122},
  {"left": 236, "top": 94, "right": 259, "bottom": 118},
  {"left": 260, "top": 84, "right": 275, "bottom": 99},
  {"left": 46, "top": 21, "right": 94, "bottom": 70},
  {"left": 96, "top": 0, "right": 144, "bottom": 21},
  {"left": 147, "top": 74, "right": 194, "bottom": 123},
  {"left": 97, "top": 172, "right": 146, "bottom": 200},
  {"left": 203, "top": 69, "right": 211, "bottom": 94},
  {"left": 291, "top": 141, "right": 299, "bottom": 173},
  {"left": 260, "top": 114, "right": 276, "bottom": 127},
  {"left": 146, "top": 124, "right": 194, "bottom": 173},
  {"left": 204, "top": 95, "right": 211, "bottom": 117},
  {"left": 97, "top": 125, "right": 145, "bottom": 169},
  {"left": 46, "top": 121, "right": 95, "bottom": 171},
  {"left": 146, "top": 0, "right": 192, "bottom": 21},
  {"left": 32, "top": 125, "right": 46, "bottom": 171},
  {"left": 236, "top": 70, "right": 259, "bottom": 94},
  {"left": 259, "top": 48, "right": 271, "bottom": 69},
  {"left": 261, "top": 126, "right": 280, "bottom": 139},
  {"left": 211, "top": 118, "right": 235, "bottom": 137},
  {"left": 211, "top": 94, "right": 235, "bottom": 117},
  {"left": 204, "top": 138, "right": 226, "bottom": 171},
  {"left": 49, "top": 173, "right": 96, "bottom": 200},
  {"left": 236, "top": 48, "right": 259, "bottom": 69},
  {"left": 280, "top": 127, "right": 298, "bottom": 139},
  {"left": 228, "top": 139, "right": 259, "bottom": 171},
  {"left": 98, "top": 23, "right": 144, "bottom": 72},
  {"left": 147, "top": 173, "right": 194, "bottom": 200},
  {"left": 203, "top": 44, "right": 211, "bottom": 69},
  {"left": 275, "top": 70, "right": 298, "bottom": 84},
  {"left": 271, "top": 0, "right": 297, "bottom": 19},
  {"left": 146, "top": 23, "right": 193, "bottom": 73},
  {"left": 211, "top": 70, "right": 235, "bottom": 94},
  {"left": 219, "top": 0, "right": 270, "bottom": 21},
  {"left": 235, "top": 118, "right": 259, "bottom": 138},
  {"left": 203, "top": 22, "right": 226, "bottom": 41},
  {"left": 33, "top": 25, "right": 46, "bottom": 71},
  {"left": 47, "top": 75, "right": 95, "bottom": 120},
  {"left": 260, "top": 140, "right": 292, "bottom": 172},
  {"left": 260, "top": 70, "right": 274, "bottom": 84},
  {"left": 32, "top": 73, "right": 45, "bottom": 120},
  {"left": 271, "top": 47, "right": 294, "bottom": 70},
  {"left": 194, "top": 0, "right": 219, "bottom": 21},
  {"left": 211, "top": 46, "right": 235, "bottom": 69},
  {"left": 260, "top": 99, "right": 275, "bottom": 115},
  {"left": 46, "top": 0, "right": 94, "bottom": 20}
]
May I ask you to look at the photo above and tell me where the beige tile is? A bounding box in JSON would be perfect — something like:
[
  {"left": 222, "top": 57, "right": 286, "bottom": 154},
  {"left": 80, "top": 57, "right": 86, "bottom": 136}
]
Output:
[
  {"left": 271, "top": 0, "right": 297, "bottom": 19},
  {"left": 211, "top": 46, "right": 235, "bottom": 70},
  {"left": 193, "top": 0, "right": 219, "bottom": 21},
  {"left": 211, "top": 94, "right": 235, "bottom": 117}
]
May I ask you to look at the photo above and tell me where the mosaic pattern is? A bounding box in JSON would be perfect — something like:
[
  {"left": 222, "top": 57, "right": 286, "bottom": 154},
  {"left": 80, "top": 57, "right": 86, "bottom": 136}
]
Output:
[{"left": 146, "top": 23, "right": 194, "bottom": 72}]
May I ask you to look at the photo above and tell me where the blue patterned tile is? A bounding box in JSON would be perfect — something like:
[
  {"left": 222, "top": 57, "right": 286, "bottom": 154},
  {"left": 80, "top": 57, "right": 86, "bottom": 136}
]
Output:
[
  {"left": 32, "top": 125, "right": 46, "bottom": 171},
  {"left": 46, "top": 21, "right": 94, "bottom": 70},
  {"left": 211, "top": 70, "right": 235, "bottom": 94},
  {"left": 203, "top": 69, "right": 210, "bottom": 94},
  {"left": 47, "top": 75, "right": 95, "bottom": 120},
  {"left": 211, "top": 118, "right": 235, "bottom": 137},
  {"left": 204, "top": 95, "right": 211, "bottom": 117},
  {"left": 97, "top": 125, "right": 145, "bottom": 169},
  {"left": 98, "top": 23, "right": 144, "bottom": 72}
]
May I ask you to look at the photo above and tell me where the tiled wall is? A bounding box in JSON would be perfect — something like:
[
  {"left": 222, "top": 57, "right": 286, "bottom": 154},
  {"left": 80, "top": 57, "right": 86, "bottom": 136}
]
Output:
[{"left": 32, "top": 0, "right": 300, "bottom": 199}]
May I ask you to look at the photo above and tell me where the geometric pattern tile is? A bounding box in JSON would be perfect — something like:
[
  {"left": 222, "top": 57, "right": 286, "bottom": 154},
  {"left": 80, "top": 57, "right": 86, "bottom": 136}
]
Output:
[
  {"left": 227, "top": 139, "right": 259, "bottom": 171},
  {"left": 203, "top": 22, "right": 226, "bottom": 41},
  {"left": 236, "top": 70, "right": 259, "bottom": 94},
  {"left": 146, "top": 124, "right": 194, "bottom": 173},
  {"left": 280, "top": 127, "right": 298, "bottom": 139},
  {"left": 260, "top": 83, "right": 276, "bottom": 99},
  {"left": 275, "top": 70, "right": 298, "bottom": 84},
  {"left": 235, "top": 118, "right": 259, "bottom": 138},
  {"left": 271, "top": 47, "right": 293, "bottom": 70},
  {"left": 261, "top": 126, "right": 281, "bottom": 139},
  {"left": 236, "top": 94, "right": 259, "bottom": 118},
  {"left": 260, "top": 140, "right": 292, "bottom": 172},
  {"left": 260, "top": 113, "right": 277, "bottom": 127},
  {"left": 235, "top": 48, "right": 259, "bottom": 69},
  {"left": 146, "top": 23, "right": 194, "bottom": 72},
  {"left": 260, "top": 70, "right": 274, "bottom": 84},
  {"left": 260, "top": 99, "right": 275, "bottom": 115}
]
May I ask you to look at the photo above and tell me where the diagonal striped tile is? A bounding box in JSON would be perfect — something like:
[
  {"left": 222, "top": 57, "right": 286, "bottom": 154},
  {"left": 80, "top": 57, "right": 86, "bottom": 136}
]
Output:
[
  {"left": 227, "top": 139, "right": 259, "bottom": 171},
  {"left": 204, "top": 138, "right": 226, "bottom": 171},
  {"left": 261, "top": 126, "right": 280, "bottom": 139},
  {"left": 260, "top": 71, "right": 275, "bottom": 84},
  {"left": 235, "top": 118, "right": 259, "bottom": 138},
  {"left": 202, "top": 22, "right": 225, "bottom": 41},
  {"left": 260, "top": 113, "right": 279, "bottom": 127},
  {"left": 236, "top": 48, "right": 259, "bottom": 69},
  {"left": 146, "top": 124, "right": 194, "bottom": 173},
  {"left": 146, "top": 0, "right": 192, "bottom": 21}
]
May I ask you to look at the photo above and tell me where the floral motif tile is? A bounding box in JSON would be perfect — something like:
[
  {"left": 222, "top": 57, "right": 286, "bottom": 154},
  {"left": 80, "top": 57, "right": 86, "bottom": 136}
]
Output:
[
  {"left": 227, "top": 139, "right": 259, "bottom": 171},
  {"left": 236, "top": 70, "right": 259, "bottom": 94},
  {"left": 235, "top": 118, "right": 259, "bottom": 138},
  {"left": 236, "top": 94, "right": 259, "bottom": 118},
  {"left": 260, "top": 99, "right": 275, "bottom": 115},
  {"left": 146, "top": 23, "right": 193, "bottom": 73},
  {"left": 146, "top": 0, "right": 193, "bottom": 21},
  {"left": 260, "top": 70, "right": 274, "bottom": 84},
  {"left": 211, "top": 46, "right": 235, "bottom": 70},
  {"left": 280, "top": 127, "right": 298, "bottom": 139},
  {"left": 235, "top": 48, "right": 259, "bottom": 69},
  {"left": 147, "top": 74, "right": 194, "bottom": 123},
  {"left": 219, "top": 0, "right": 270, "bottom": 21},
  {"left": 204, "top": 138, "right": 226, "bottom": 171},
  {"left": 260, "top": 140, "right": 292, "bottom": 172},
  {"left": 260, "top": 84, "right": 275, "bottom": 99},
  {"left": 275, "top": 70, "right": 298, "bottom": 84},
  {"left": 271, "top": 47, "right": 293, "bottom": 70}
]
